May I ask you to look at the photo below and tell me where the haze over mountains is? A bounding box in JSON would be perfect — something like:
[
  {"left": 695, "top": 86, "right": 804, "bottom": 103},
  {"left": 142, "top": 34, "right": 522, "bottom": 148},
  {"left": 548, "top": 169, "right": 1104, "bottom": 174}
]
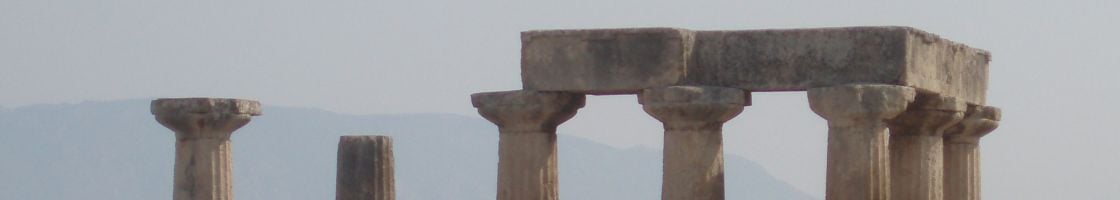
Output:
[{"left": 0, "top": 99, "right": 814, "bottom": 200}]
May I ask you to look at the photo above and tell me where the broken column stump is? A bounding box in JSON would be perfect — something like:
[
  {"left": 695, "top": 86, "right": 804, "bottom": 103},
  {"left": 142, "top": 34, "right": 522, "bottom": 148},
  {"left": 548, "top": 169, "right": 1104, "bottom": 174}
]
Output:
[{"left": 337, "top": 135, "right": 396, "bottom": 200}]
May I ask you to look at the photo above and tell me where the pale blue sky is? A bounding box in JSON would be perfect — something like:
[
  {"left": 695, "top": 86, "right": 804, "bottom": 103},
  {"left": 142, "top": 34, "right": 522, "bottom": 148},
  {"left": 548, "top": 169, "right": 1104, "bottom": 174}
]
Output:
[{"left": 2, "top": 0, "right": 1118, "bottom": 199}]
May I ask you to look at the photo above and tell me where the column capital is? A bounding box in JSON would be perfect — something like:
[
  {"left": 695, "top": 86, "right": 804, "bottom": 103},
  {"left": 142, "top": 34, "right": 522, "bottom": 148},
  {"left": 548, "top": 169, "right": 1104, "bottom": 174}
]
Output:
[
  {"left": 808, "top": 84, "right": 917, "bottom": 124},
  {"left": 945, "top": 106, "right": 1001, "bottom": 144},
  {"left": 639, "top": 86, "right": 749, "bottom": 130},
  {"left": 151, "top": 98, "right": 262, "bottom": 140},
  {"left": 471, "top": 90, "right": 584, "bottom": 133},
  {"left": 888, "top": 94, "right": 967, "bottom": 136}
]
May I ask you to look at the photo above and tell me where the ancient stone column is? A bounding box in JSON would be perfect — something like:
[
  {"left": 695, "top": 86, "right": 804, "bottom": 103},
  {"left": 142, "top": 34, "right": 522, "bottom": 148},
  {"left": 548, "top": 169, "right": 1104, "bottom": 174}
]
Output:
[
  {"left": 638, "top": 86, "right": 748, "bottom": 200},
  {"left": 943, "top": 106, "right": 1000, "bottom": 200},
  {"left": 808, "top": 84, "right": 916, "bottom": 200},
  {"left": 337, "top": 135, "right": 395, "bottom": 200},
  {"left": 471, "top": 90, "right": 584, "bottom": 200},
  {"left": 886, "top": 95, "right": 966, "bottom": 200},
  {"left": 151, "top": 98, "right": 262, "bottom": 200}
]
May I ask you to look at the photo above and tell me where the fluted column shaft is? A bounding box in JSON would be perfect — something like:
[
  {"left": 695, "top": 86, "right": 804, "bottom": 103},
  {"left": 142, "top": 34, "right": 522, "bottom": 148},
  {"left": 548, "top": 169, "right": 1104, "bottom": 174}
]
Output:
[
  {"left": 943, "top": 106, "right": 1000, "bottom": 200},
  {"left": 472, "top": 90, "right": 584, "bottom": 200},
  {"left": 337, "top": 136, "right": 395, "bottom": 200},
  {"left": 639, "top": 86, "right": 748, "bottom": 200},
  {"left": 175, "top": 137, "right": 233, "bottom": 200},
  {"left": 152, "top": 98, "right": 262, "bottom": 200},
  {"left": 887, "top": 95, "right": 966, "bottom": 200},
  {"left": 808, "top": 84, "right": 916, "bottom": 200}
]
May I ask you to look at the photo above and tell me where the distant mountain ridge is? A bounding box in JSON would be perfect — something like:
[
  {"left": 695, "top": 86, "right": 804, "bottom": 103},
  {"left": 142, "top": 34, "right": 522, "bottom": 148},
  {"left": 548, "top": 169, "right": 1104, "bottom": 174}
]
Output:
[{"left": 0, "top": 99, "right": 815, "bottom": 200}]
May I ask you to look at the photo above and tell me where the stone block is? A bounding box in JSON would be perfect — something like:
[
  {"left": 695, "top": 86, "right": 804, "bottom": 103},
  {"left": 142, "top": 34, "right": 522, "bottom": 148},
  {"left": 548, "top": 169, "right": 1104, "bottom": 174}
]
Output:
[
  {"left": 520, "top": 28, "right": 693, "bottom": 94},
  {"left": 519, "top": 26, "right": 991, "bottom": 104}
]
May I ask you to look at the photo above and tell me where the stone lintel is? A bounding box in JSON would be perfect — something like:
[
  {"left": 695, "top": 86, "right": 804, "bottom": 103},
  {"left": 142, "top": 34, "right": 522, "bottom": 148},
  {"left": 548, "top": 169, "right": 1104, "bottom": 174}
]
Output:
[
  {"left": 520, "top": 26, "right": 990, "bottom": 104},
  {"left": 521, "top": 28, "right": 693, "bottom": 95}
]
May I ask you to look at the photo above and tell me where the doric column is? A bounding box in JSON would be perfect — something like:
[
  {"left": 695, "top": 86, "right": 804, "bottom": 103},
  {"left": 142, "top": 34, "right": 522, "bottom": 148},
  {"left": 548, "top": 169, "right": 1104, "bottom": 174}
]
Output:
[
  {"left": 471, "top": 90, "right": 584, "bottom": 200},
  {"left": 151, "top": 98, "right": 262, "bottom": 200},
  {"left": 337, "top": 135, "right": 395, "bottom": 200},
  {"left": 639, "top": 86, "right": 748, "bottom": 200},
  {"left": 808, "top": 84, "right": 916, "bottom": 200},
  {"left": 887, "top": 95, "right": 966, "bottom": 200},
  {"left": 943, "top": 106, "right": 1000, "bottom": 200}
]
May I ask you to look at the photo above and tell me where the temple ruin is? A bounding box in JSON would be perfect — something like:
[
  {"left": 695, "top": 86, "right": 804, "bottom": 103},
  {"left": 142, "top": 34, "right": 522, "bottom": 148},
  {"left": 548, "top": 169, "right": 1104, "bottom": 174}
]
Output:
[
  {"left": 149, "top": 26, "right": 1001, "bottom": 200},
  {"left": 471, "top": 26, "right": 1001, "bottom": 200}
]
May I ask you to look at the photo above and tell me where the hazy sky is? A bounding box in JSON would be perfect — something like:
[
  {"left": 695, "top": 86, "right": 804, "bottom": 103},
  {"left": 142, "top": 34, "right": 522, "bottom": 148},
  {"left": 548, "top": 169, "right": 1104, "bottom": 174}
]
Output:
[{"left": 2, "top": 0, "right": 1118, "bottom": 199}]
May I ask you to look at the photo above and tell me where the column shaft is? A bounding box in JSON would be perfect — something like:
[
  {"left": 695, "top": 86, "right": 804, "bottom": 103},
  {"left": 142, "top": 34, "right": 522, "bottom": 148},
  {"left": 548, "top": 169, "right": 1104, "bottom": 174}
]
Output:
[
  {"left": 808, "top": 84, "right": 916, "bottom": 200},
  {"left": 174, "top": 138, "right": 234, "bottom": 200},
  {"left": 825, "top": 119, "right": 893, "bottom": 200},
  {"left": 337, "top": 136, "right": 395, "bottom": 200},
  {"left": 943, "top": 142, "right": 980, "bottom": 200},
  {"left": 662, "top": 124, "right": 725, "bottom": 200},
  {"left": 497, "top": 131, "right": 558, "bottom": 200},
  {"left": 889, "top": 134, "right": 944, "bottom": 199},
  {"left": 888, "top": 96, "right": 965, "bottom": 200},
  {"left": 472, "top": 90, "right": 584, "bottom": 200}
]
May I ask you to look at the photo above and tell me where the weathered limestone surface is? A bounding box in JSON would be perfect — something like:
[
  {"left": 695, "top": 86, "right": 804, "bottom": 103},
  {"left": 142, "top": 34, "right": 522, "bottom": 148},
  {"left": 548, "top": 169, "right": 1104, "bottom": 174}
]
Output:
[
  {"left": 520, "top": 28, "right": 693, "bottom": 94},
  {"left": 472, "top": 90, "right": 584, "bottom": 200},
  {"left": 887, "top": 95, "right": 966, "bottom": 200},
  {"left": 639, "top": 86, "right": 749, "bottom": 200},
  {"left": 943, "top": 106, "right": 1001, "bottom": 200},
  {"left": 337, "top": 135, "right": 395, "bottom": 200},
  {"left": 808, "top": 84, "right": 915, "bottom": 200},
  {"left": 151, "top": 98, "right": 262, "bottom": 200},
  {"left": 521, "top": 27, "right": 989, "bottom": 104}
]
